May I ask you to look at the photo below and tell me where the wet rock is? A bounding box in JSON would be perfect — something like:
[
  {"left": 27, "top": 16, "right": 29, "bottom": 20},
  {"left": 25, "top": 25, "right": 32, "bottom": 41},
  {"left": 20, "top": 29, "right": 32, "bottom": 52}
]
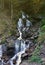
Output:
[
  {"left": 40, "top": 45, "right": 45, "bottom": 58},
  {"left": 6, "top": 46, "right": 15, "bottom": 58},
  {"left": 41, "top": 58, "right": 45, "bottom": 65},
  {"left": 40, "top": 44, "right": 45, "bottom": 65},
  {"left": 16, "top": 32, "right": 20, "bottom": 37},
  {"left": 41, "top": 58, "right": 45, "bottom": 62},
  {"left": 33, "top": 32, "right": 39, "bottom": 39},
  {"left": 30, "top": 37, "right": 34, "bottom": 40},
  {"left": 2, "top": 44, "right": 7, "bottom": 54},
  {"left": 34, "top": 35, "right": 38, "bottom": 39},
  {"left": 25, "top": 40, "right": 34, "bottom": 56},
  {"left": 30, "top": 31, "right": 39, "bottom": 40}
]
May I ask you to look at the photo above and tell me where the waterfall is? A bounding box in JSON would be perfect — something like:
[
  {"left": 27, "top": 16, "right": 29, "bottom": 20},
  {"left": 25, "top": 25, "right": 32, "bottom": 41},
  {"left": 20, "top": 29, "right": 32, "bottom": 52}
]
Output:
[
  {"left": 0, "top": 45, "right": 3, "bottom": 65},
  {"left": 26, "top": 19, "right": 32, "bottom": 27},
  {"left": 18, "top": 30, "right": 22, "bottom": 40},
  {"left": 15, "top": 12, "right": 32, "bottom": 65},
  {"left": 9, "top": 12, "right": 32, "bottom": 65},
  {"left": 14, "top": 35, "right": 26, "bottom": 65},
  {"left": 18, "top": 18, "right": 23, "bottom": 29},
  {"left": 17, "top": 18, "right": 23, "bottom": 40},
  {"left": 14, "top": 16, "right": 26, "bottom": 65},
  {"left": 0, "top": 12, "right": 32, "bottom": 65},
  {"left": 22, "top": 12, "right": 26, "bottom": 19},
  {"left": 0, "top": 45, "right": 2, "bottom": 60}
]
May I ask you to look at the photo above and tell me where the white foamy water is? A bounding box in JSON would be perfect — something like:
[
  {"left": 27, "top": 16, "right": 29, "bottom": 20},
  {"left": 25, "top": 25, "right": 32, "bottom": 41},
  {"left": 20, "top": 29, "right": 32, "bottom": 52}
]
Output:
[
  {"left": 0, "top": 45, "right": 4, "bottom": 65},
  {"left": 26, "top": 15, "right": 29, "bottom": 18},
  {"left": 0, "top": 45, "right": 2, "bottom": 59},
  {"left": 22, "top": 12, "right": 26, "bottom": 19},
  {"left": 26, "top": 19, "right": 32, "bottom": 27},
  {"left": 18, "top": 18, "right": 23, "bottom": 28},
  {"left": 18, "top": 30, "right": 22, "bottom": 40}
]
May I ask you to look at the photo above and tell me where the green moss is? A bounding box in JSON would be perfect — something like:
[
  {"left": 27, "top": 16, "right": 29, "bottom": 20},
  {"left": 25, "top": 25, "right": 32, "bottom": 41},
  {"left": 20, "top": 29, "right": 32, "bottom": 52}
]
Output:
[
  {"left": 38, "top": 24, "right": 45, "bottom": 43},
  {"left": 38, "top": 32, "right": 45, "bottom": 43},
  {"left": 41, "top": 18, "right": 45, "bottom": 26},
  {"left": 30, "top": 55, "right": 41, "bottom": 63},
  {"left": 41, "top": 25, "right": 45, "bottom": 32},
  {"left": 30, "top": 45, "right": 42, "bottom": 63},
  {"left": 0, "top": 37, "right": 6, "bottom": 44}
]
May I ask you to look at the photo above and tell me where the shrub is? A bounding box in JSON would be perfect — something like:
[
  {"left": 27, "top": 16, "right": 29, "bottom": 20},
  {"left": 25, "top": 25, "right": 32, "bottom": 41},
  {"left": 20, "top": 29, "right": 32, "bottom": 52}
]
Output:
[
  {"left": 41, "top": 25, "right": 45, "bottom": 32},
  {"left": 0, "top": 38, "right": 6, "bottom": 44},
  {"left": 30, "top": 45, "right": 42, "bottom": 63},
  {"left": 38, "top": 25, "right": 45, "bottom": 43},
  {"left": 41, "top": 18, "right": 45, "bottom": 26}
]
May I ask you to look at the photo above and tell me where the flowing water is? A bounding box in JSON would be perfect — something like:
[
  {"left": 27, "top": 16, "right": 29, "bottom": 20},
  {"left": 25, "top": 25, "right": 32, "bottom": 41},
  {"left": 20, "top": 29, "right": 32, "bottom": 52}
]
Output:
[
  {"left": 0, "top": 12, "right": 32, "bottom": 65},
  {"left": 14, "top": 12, "right": 31, "bottom": 65},
  {"left": 0, "top": 45, "right": 2, "bottom": 60},
  {"left": 22, "top": 12, "right": 26, "bottom": 19}
]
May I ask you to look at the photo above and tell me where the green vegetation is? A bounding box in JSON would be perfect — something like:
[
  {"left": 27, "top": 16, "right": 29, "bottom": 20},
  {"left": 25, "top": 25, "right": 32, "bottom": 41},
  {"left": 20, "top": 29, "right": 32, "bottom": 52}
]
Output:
[
  {"left": 30, "top": 18, "right": 45, "bottom": 64},
  {"left": 1, "top": 38, "right": 6, "bottom": 44},
  {"left": 41, "top": 18, "right": 45, "bottom": 26},
  {"left": 29, "top": 18, "right": 45, "bottom": 63},
  {"left": 0, "top": 0, "right": 45, "bottom": 17},
  {"left": 30, "top": 45, "right": 42, "bottom": 63},
  {"left": 41, "top": 25, "right": 45, "bottom": 32},
  {"left": 38, "top": 18, "right": 45, "bottom": 43}
]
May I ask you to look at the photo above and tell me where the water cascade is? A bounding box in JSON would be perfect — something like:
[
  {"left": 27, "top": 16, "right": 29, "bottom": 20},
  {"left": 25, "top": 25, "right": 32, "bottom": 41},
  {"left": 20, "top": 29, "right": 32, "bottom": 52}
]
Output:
[
  {"left": 0, "top": 12, "right": 32, "bottom": 65},
  {"left": 22, "top": 12, "right": 26, "bottom": 19},
  {"left": 0, "top": 45, "right": 3, "bottom": 65}
]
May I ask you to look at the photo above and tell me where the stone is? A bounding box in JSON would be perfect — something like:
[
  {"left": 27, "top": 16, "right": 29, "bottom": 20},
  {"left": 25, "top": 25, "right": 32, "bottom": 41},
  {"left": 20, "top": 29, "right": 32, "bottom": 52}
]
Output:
[{"left": 30, "top": 37, "right": 34, "bottom": 40}]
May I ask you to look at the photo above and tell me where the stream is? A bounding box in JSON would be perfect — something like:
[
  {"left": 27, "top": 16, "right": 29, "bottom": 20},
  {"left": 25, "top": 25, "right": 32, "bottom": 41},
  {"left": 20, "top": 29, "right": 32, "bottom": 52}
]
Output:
[{"left": 0, "top": 12, "right": 32, "bottom": 65}]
